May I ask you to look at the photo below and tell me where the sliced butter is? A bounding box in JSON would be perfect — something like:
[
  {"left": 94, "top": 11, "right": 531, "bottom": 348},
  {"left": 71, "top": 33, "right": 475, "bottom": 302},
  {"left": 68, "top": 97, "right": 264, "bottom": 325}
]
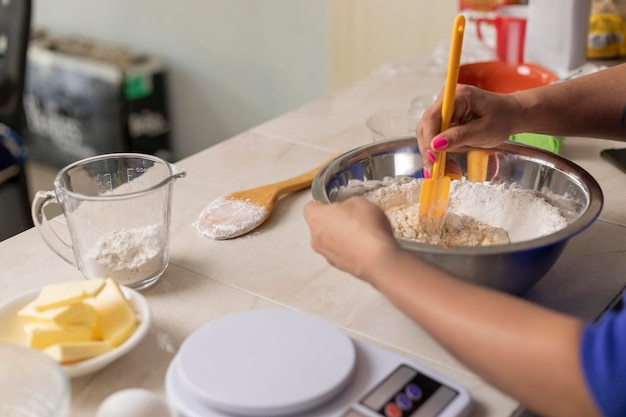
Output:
[
  {"left": 18, "top": 301, "right": 97, "bottom": 327},
  {"left": 43, "top": 340, "right": 114, "bottom": 363},
  {"left": 85, "top": 278, "right": 138, "bottom": 347},
  {"left": 18, "top": 278, "right": 139, "bottom": 363},
  {"left": 25, "top": 323, "right": 93, "bottom": 349},
  {"left": 32, "top": 279, "right": 106, "bottom": 311}
]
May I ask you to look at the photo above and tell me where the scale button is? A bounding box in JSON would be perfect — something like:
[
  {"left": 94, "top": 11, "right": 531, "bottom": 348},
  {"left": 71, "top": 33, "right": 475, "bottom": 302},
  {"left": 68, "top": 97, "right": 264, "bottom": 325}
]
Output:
[
  {"left": 405, "top": 383, "right": 422, "bottom": 401},
  {"left": 384, "top": 402, "right": 402, "bottom": 417},
  {"left": 395, "top": 392, "right": 412, "bottom": 410}
]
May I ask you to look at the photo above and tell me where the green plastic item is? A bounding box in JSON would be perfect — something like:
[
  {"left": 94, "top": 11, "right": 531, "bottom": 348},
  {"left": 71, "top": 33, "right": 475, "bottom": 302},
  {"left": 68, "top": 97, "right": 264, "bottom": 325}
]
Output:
[{"left": 509, "top": 132, "right": 562, "bottom": 154}]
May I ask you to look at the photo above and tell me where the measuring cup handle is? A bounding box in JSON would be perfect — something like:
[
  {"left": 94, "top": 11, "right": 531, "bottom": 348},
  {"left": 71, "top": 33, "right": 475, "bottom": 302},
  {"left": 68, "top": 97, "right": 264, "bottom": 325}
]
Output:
[{"left": 31, "top": 190, "right": 77, "bottom": 267}]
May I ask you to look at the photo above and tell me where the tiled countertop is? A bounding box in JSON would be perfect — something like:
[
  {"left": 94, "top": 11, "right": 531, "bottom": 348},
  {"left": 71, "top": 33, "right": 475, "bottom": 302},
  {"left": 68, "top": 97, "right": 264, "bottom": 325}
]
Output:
[{"left": 1, "top": 66, "right": 626, "bottom": 417}]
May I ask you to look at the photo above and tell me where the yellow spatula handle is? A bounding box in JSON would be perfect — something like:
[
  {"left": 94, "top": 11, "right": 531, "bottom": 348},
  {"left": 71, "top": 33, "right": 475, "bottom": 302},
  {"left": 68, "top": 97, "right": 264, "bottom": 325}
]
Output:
[
  {"left": 468, "top": 150, "right": 489, "bottom": 182},
  {"left": 431, "top": 14, "right": 465, "bottom": 180}
]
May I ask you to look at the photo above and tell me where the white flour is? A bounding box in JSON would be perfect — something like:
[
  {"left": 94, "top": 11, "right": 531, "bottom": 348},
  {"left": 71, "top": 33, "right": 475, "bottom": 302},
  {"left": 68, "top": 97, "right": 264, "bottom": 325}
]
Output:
[
  {"left": 194, "top": 197, "right": 267, "bottom": 240},
  {"left": 341, "top": 176, "right": 567, "bottom": 246},
  {"left": 84, "top": 224, "right": 165, "bottom": 285},
  {"left": 447, "top": 179, "right": 567, "bottom": 242}
]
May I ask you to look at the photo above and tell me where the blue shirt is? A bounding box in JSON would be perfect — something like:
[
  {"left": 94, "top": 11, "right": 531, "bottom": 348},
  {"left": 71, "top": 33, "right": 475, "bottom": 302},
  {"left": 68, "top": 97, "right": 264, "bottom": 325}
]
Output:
[{"left": 581, "top": 295, "right": 626, "bottom": 417}]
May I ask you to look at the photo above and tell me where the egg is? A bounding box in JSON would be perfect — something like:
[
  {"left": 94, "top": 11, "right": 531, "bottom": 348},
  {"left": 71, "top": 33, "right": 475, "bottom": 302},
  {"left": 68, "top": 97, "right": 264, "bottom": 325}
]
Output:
[{"left": 96, "top": 388, "right": 171, "bottom": 417}]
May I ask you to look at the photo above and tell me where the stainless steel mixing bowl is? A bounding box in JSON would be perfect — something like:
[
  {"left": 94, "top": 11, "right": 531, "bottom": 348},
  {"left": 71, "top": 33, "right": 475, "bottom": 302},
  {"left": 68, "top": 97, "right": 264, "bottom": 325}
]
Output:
[{"left": 311, "top": 137, "right": 603, "bottom": 294}]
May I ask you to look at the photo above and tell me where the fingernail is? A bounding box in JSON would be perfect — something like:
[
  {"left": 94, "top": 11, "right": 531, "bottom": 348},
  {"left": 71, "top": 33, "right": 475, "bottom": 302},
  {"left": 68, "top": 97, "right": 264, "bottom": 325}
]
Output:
[
  {"left": 432, "top": 137, "right": 448, "bottom": 151},
  {"left": 426, "top": 150, "right": 436, "bottom": 162},
  {"left": 423, "top": 167, "right": 431, "bottom": 179}
]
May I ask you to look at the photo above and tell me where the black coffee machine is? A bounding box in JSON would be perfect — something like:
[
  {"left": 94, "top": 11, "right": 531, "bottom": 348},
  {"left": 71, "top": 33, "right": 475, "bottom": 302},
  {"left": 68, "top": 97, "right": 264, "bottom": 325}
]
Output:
[{"left": 0, "top": 0, "right": 33, "bottom": 240}]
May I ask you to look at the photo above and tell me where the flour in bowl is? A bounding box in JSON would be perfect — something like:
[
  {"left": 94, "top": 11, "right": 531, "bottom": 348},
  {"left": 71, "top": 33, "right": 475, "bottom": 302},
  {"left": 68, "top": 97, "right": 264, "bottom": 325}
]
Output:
[{"left": 341, "top": 176, "right": 567, "bottom": 247}]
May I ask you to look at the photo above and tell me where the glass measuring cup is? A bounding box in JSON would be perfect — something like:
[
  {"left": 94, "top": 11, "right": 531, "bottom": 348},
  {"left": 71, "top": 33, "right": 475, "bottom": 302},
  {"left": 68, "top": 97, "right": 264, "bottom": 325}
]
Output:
[{"left": 31, "top": 153, "right": 186, "bottom": 290}]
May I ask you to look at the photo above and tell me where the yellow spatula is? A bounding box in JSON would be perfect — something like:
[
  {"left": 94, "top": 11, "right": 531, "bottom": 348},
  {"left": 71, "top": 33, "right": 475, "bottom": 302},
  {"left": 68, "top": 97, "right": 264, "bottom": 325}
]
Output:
[
  {"left": 468, "top": 150, "right": 489, "bottom": 182},
  {"left": 419, "top": 14, "right": 466, "bottom": 234}
]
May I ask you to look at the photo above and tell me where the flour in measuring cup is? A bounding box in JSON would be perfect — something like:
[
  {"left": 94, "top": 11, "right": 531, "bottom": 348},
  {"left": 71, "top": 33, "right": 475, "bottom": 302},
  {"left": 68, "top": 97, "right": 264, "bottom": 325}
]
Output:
[{"left": 84, "top": 224, "right": 165, "bottom": 285}]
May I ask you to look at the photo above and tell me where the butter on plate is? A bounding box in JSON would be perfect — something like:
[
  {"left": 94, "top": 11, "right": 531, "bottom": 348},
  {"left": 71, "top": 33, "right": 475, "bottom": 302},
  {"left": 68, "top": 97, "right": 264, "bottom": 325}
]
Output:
[{"left": 17, "top": 278, "right": 138, "bottom": 364}]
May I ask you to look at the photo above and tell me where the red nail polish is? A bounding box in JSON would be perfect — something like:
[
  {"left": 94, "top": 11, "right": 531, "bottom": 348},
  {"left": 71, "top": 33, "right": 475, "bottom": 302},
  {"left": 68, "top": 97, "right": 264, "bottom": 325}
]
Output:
[
  {"left": 426, "top": 150, "right": 436, "bottom": 162},
  {"left": 432, "top": 137, "right": 448, "bottom": 151},
  {"left": 423, "top": 167, "right": 431, "bottom": 179}
]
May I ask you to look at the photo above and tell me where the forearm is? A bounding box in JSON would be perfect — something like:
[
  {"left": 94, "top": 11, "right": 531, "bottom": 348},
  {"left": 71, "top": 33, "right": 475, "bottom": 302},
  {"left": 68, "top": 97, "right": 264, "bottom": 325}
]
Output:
[
  {"left": 363, "top": 248, "right": 599, "bottom": 417},
  {"left": 512, "top": 63, "right": 626, "bottom": 141}
]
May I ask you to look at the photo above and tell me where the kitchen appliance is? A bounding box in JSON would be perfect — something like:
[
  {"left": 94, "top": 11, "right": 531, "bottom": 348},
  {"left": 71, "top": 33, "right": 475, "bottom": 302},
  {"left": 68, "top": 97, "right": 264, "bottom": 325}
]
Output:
[
  {"left": 524, "top": 0, "right": 592, "bottom": 77},
  {"left": 0, "top": 0, "right": 33, "bottom": 241},
  {"left": 166, "top": 309, "right": 472, "bottom": 417}
]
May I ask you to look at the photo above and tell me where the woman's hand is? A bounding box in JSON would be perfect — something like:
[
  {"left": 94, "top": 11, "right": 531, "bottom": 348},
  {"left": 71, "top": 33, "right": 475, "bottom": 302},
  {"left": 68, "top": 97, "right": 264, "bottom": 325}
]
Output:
[
  {"left": 416, "top": 85, "right": 522, "bottom": 175},
  {"left": 303, "top": 197, "right": 398, "bottom": 284}
]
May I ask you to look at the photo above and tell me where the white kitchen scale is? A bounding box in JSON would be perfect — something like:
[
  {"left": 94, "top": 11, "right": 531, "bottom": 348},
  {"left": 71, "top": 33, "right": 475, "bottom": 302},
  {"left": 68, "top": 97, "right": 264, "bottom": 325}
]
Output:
[{"left": 166, "top": 309, "right": 472, "bottom": 417}]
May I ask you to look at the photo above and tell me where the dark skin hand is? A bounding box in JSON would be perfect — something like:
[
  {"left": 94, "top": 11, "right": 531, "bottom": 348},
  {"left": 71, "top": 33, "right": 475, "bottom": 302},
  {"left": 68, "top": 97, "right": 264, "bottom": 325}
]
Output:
[
  {"left": 301, "top": 63, "right": 626, "bottom": 417},
  {"left": 417, "top": 63, "right": 626, "bottom": 176},
  {"left": 304, "top": 198, "right": 599, "bottom": 417}
]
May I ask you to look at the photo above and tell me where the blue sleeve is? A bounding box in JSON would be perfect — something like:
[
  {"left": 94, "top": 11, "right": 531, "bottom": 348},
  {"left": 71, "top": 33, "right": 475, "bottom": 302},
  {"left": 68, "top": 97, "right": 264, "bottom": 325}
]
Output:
[{"left": 581, "top": 299, "right": 626, "bottom": 417}]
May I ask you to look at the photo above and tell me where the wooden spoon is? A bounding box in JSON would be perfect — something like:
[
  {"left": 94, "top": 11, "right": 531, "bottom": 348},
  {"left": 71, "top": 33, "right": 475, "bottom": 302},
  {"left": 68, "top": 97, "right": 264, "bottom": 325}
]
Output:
[{"left": 195, "top": 156, "right": 335, "bottom": 240}]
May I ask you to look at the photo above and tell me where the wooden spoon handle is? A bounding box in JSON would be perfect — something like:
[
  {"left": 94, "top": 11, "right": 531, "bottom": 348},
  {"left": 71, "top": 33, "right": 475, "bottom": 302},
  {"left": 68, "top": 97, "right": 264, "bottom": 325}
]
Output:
[{"left": 270, "top": 157, "right": 334, "bottom": 198}]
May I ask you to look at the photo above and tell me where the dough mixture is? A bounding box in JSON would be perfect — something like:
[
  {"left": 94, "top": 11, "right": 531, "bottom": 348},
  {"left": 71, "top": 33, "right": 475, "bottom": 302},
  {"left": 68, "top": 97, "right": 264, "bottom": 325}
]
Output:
[
  {"left": 338, "top": 176, "right": 567, "bottom": 248},
  {"left": 384, "top": 204, "right": 510, "bottom": 246}
]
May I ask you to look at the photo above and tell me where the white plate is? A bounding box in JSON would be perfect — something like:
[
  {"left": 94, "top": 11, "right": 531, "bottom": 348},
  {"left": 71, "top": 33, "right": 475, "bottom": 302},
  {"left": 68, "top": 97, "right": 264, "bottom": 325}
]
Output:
[{"left": 0, "top": 283, "right": 151, "bottom": 378}]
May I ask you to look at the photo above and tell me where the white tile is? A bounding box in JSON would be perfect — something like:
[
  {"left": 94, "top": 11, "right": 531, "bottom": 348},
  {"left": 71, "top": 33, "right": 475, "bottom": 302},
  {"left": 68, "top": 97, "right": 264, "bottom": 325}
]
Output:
[
  {"left": 526, "top": 218, "right": 626, "bottom": 319},
  {"left": 560, "top": 137, "right": 626, "bottom": 225}
]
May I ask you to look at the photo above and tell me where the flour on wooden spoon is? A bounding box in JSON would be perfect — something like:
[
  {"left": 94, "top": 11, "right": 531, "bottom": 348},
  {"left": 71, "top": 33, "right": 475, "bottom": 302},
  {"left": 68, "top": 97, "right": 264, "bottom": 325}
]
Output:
[
  {"left": 194, "top": 197, "right": 268, "bottom": 240},
  {"left": 194, "top": 156, "right": 335, "bottom": 241}
]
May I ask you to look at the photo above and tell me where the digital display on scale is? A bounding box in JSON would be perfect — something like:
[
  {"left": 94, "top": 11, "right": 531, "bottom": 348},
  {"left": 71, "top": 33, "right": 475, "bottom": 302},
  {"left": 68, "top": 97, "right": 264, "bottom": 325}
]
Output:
[{"left": 357, "top": 364, "right": 459, "bottom": 417}]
